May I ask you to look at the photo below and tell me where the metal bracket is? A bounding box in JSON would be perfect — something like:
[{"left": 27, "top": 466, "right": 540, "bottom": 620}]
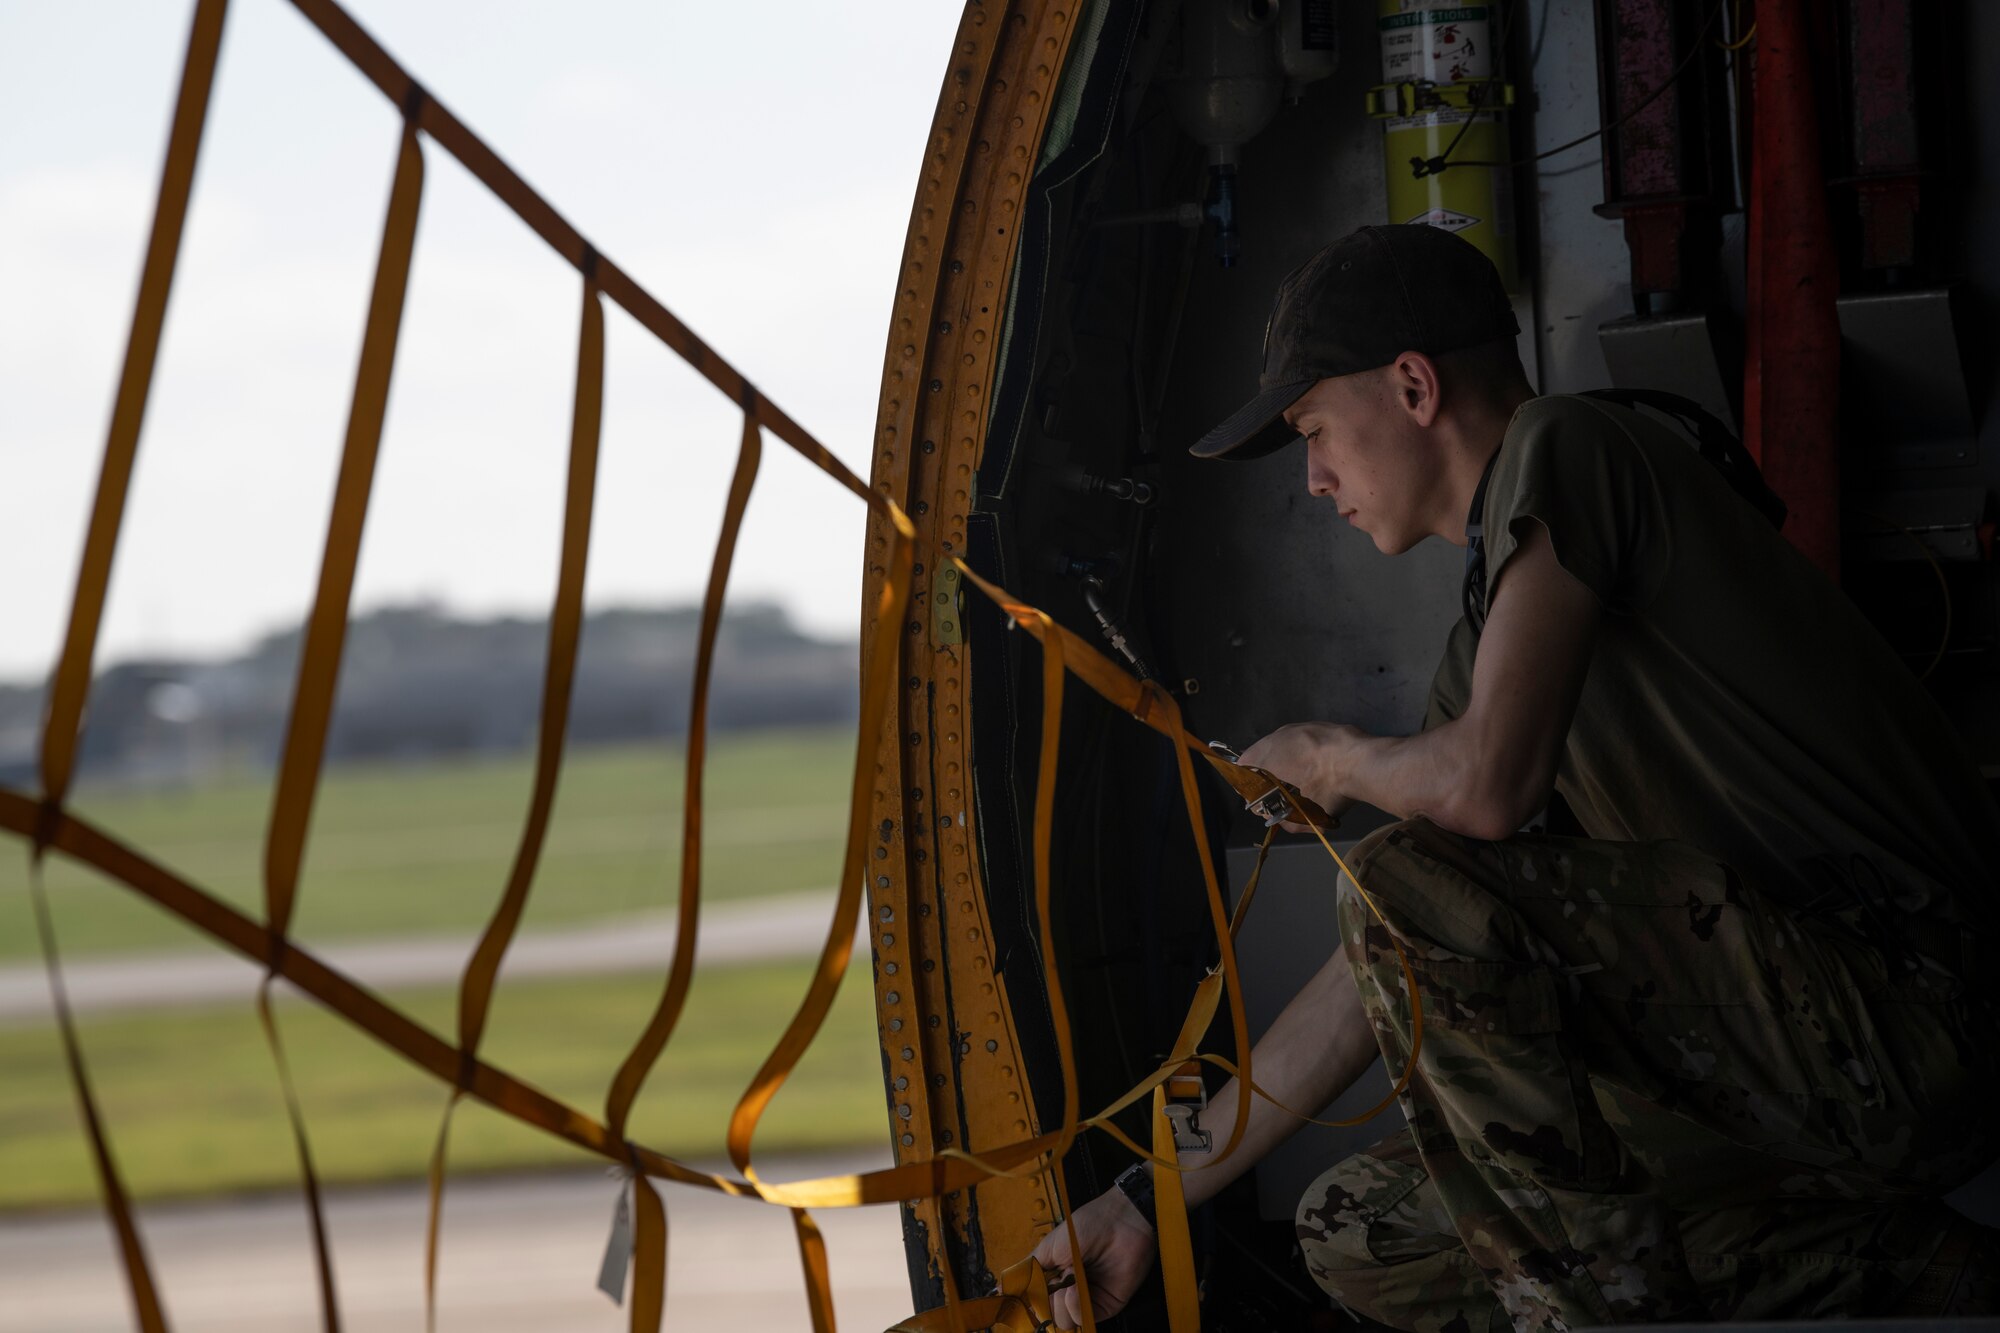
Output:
[
  {"left": 1365, "top": 79, "right": 1515, "bottom": 119},
  {"left": 1845, "top": 488, "right": 1988, "bottom": 563},
  {"left": 933, "top": 564, "right": 963, "bottom": 646},
  {"left": 1836, "top": 290, "right": 1978, "bottom": 470}
]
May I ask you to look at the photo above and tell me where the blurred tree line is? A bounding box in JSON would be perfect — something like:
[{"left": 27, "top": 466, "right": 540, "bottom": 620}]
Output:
[{"left": 0, "top": 602, "right": 858, "bottom": 786}]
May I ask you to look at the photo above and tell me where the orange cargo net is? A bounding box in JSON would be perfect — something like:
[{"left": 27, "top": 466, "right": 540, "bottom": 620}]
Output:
[{"left": 6, "top": 4, "right": 1421, "bottom": 1331}]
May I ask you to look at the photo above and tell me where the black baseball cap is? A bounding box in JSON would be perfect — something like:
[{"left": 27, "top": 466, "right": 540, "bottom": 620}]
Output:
[{"left": 1191, "top": 224, "right": 1519, "bottom": 460}]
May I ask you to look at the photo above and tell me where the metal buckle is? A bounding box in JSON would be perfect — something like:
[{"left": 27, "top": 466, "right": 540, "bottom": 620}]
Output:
[
  {"left": 1208, "top": 740, "right": 1304, "bottom": 826},
  {"left": 1245, "top": 786, "right": 1293, "bottom": 825},
  {"left": 1163, "top": 1105, "right": 1210, "bottom": 1154},
  {"left": 1163, "top": 1061, "right": 1210, "bottom": 1154}
]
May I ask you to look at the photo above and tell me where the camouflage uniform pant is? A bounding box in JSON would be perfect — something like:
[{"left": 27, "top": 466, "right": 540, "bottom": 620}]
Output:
[{"left": 1295, "top": 818, "right": 1998, "bottom": 1332}]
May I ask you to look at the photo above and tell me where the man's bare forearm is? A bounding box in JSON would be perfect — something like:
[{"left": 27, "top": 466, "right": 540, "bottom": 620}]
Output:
[
  {"left": 1171, "top": 948, "right": 1378, "bottom": 1211},
  {"left": 1342, "top": 723, "right": 1528, "bottom": 840},
  {"left": 1240, "top": 526, "right": 1601, "bottom": 842}
]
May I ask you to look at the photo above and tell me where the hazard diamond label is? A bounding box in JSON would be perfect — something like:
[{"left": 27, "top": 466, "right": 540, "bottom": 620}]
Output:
[{"left": 1407, "top": 207, "right": 1481, "bottom": 232}]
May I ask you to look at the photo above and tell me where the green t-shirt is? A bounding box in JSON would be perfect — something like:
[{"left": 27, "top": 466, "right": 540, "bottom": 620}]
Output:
[{"left": 1425, "top": 394, "right": 1999, "bottom": 930}]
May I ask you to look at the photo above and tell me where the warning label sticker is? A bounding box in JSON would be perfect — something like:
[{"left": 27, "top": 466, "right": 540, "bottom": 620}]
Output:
[
  {"left": 1379, "top": 7, "right": 1489, "bottom": 29},
  {"left": 1407, "top": 207, "right": 1482, "bottom": 232}
]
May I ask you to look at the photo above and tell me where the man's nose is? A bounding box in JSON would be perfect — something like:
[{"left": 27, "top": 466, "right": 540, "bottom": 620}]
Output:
[{"left": 1306, "top": 459, "right": 1337, "bottom": 498}]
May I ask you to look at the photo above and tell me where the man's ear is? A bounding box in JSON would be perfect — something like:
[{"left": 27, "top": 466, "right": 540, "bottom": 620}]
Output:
[{"left": 1388, "top": 351, "right": 1442, "bottom": 427}]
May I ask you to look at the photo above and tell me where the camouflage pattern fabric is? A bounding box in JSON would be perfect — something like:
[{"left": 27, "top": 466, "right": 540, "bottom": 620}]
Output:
[{"left": 1295, "top": 818, "right": 1998, "bottom": 1332}]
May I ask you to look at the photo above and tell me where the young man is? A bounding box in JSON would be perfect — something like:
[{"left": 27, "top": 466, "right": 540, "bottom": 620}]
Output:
[{"left": 1032, "top": 225, "right": 1999, "bottom": 1329}]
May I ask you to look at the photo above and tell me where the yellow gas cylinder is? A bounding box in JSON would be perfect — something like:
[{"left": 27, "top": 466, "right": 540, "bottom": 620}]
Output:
[{"left": 1371, "top": 2, "right": 1519, "bottom": 291}]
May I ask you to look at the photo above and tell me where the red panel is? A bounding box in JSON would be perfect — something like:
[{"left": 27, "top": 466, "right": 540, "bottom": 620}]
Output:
[{"left": 1744, "top": 0, "right": 1842, "bottom": 579}]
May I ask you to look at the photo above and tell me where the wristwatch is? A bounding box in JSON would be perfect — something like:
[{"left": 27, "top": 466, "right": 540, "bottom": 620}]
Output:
[{"left": 1112, "top": 1162, "right": 1156, "bottom": 1231}]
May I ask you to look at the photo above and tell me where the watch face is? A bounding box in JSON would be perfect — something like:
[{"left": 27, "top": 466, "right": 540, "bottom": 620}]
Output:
[{"left": 1114, "top": 1163, "right": 1156, "bottom": 1222}]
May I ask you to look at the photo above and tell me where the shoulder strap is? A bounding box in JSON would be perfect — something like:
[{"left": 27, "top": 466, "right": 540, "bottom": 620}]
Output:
[
  {"left": 1580, "top": 387, "right": 1788, "bottom": 531},
  {"left": 1460, "top": 446, "right": 1504, "bottom": 635}
]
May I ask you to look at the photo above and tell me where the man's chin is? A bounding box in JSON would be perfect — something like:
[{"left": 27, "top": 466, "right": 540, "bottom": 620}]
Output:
[
  {"left": 1342, "top": 513, "right": 1417, "bottom": 555},
  {"left": 1368, "top": 527, "right": 1411, "bottom": 556}
]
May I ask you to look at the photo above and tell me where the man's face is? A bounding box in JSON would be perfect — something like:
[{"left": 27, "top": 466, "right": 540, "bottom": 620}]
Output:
[{"left": 1284, "top": 368, "right": 1436, "bottom": 555}]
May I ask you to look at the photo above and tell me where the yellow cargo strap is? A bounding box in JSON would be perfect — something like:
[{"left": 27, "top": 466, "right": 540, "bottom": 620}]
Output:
[
  {"left": 595, "top": 403, "right": 762, "bottom": 1326},
  {"left": 424, "top": 272, "right": 603, "bottom": 1329},
  {"left": 886, "top": 1255, "right": 1058, "bottom": 1333},
  {"left": 632, "top": 1179, "right": 669, "bottom": 1332},
  {"left": 257, "top": 108, "right": 427, "bottom": 1333},
  {"left": 1026, "top": 610, "right": 1095, "bottom": 1327},
  {"left": 37, "top": 0, "right": 226, "bottom": 813},
  {"left": 23, "top": 853, "right": 168, "bottom": 1333},
  {"left": 30, "top": 1, "right": 229, "bottom": 1327}
]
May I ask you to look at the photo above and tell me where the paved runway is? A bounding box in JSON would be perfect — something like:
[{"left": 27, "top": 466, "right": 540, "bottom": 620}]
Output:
[
  {"left": 0, "top": 888, "right": 861, "bottom": 1024},
  {"left": 0, "top": 1151, "right": 917, "bottom": 1332}
]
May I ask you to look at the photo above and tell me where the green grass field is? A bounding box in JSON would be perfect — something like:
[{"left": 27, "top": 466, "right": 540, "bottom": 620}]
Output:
[
  {"left": 0, "top": 727, "right": 859, "bottom": 961},
  {"left": 0, "top": 958, "right": 886, "bottom": 1210}
]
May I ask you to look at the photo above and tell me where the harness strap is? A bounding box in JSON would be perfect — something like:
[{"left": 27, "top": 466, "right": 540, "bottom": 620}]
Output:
[
  {"left": 1579, "top": 388, "right": 1786, "bottom": 530},
  {"left": 1461, "top": 447, "right": 1504, "bottom": 634}
]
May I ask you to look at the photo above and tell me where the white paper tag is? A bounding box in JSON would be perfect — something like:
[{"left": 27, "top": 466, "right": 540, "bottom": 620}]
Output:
[{"left": 596, "top": 1178, "right": 633, "bottom": 1305}]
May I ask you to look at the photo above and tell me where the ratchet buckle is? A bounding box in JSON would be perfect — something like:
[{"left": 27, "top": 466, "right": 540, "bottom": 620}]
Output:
[{"left": 1206, "top": 742, "right": 1306, "bottom": 827}]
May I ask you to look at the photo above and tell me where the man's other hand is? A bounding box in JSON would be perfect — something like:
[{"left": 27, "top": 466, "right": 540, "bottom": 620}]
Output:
[
  {"left": 1029, "top": 1183, "right": 1158, "bottom": 1329},
  {"left": 1240, "top": 723, "right": 1358, "bottom": 831}
]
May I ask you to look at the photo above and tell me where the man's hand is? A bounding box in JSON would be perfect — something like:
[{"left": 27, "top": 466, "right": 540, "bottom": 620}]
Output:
[
  {"left": 1236, "top": 525, "right": 1600, "bottom": 840},
  {"left": 1027, "top": 953, "right": 1379, "bottom": 1327},
  {"left": 1239, "top": 723, "right": 1359, "bottom": 831},
  {"left": 1029, "top": 1184, "right": 1157, "bottom": 1329}
]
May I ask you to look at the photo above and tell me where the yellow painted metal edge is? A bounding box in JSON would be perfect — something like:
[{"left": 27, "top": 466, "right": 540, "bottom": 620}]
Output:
[{"left": 862, "top": 0, "right": 1088, "bottom": 1306}]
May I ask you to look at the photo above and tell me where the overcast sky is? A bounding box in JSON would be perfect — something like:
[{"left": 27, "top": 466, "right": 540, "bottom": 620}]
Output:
[{"left": 0, "top": 1, "right": 965, "bottom": 681}]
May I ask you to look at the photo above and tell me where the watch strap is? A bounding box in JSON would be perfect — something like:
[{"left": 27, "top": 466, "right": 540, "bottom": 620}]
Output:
[{"left": 1112, "top": 1162, "right": 1156, "bottom": 1230}]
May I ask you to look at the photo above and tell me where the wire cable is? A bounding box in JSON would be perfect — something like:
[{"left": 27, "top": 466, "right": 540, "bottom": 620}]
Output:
[
  {"left": 1410, "top": 0, "right": 1520, "bottom": 179},
  {"left": 1717, "top": 0, "right": 1758, "bottom": 56}
]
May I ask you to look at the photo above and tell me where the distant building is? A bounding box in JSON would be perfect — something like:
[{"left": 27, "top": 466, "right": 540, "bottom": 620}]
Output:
[{"left": 0, "top": 603, "right": 857, "bottom": 788}]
